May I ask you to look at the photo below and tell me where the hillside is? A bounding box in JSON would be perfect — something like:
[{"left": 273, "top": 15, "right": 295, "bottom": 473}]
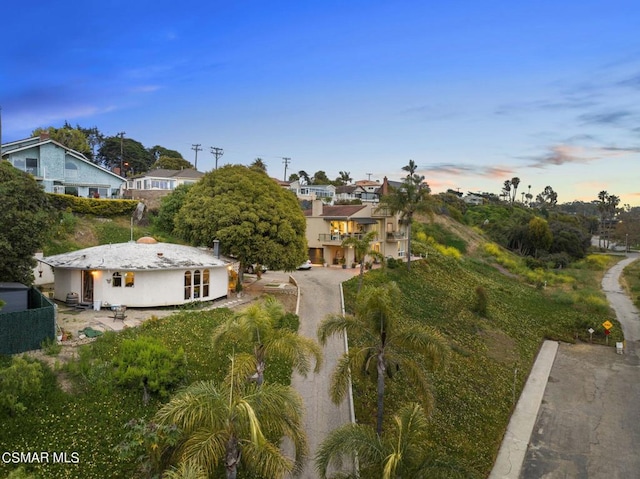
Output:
[
  {"left": 341, "top": 215, "right": 618, "bottom": 477},
  {"left": 17, "top": 211, "right": 618, "bottom": 478}
]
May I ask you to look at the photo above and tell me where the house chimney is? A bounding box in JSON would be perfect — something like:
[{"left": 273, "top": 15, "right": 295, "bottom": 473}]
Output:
[
  {"left": 39, "top": 131, "right": 50, "bottom": 141},
  {"left": 213, "top": 239, "right": 220, "bottom": 258},
  {"left": 380, "top": 176, "right": 389, "bottom": 196},
  {"left": 312, "top": 199, "right": 323, "bottom": 217}
]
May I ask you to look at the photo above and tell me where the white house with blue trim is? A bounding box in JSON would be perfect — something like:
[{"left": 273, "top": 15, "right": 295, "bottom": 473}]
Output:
[{"left": 1, "top": 132, "right": 125, "bottom": 197}]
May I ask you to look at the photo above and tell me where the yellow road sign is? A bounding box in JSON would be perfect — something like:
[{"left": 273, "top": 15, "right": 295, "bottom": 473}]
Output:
[{"left": 603, "top": 320, "right": 613, "bottom": 330}]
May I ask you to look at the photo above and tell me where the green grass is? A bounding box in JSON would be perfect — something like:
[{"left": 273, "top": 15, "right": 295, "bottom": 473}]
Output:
[
  {"left": 342, "top": 250, "right": 618, "bottom": 478},
  {"left": 622, "top": 258, "right": 640, "bottom": 310},
  {"left": 0, "top": 308, "right": 297, "bottom": 478},
  {"left": 11, "top": 212, "right": 625, "bottom": 478}
]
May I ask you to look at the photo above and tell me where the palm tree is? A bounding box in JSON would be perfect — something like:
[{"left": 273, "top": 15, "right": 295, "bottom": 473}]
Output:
[
  {"left": 315, "top": 402, "right": 473, "bottom": 479},
  {"left": 154, "top": 375, "right": 308, "bottom": 479},
  {"left": 510, "top": 177, "right": 520, "bottom": 204},
  {"left": 379, "top": 161, "right": 432, "bottom": 271},
  {"left": 317, "top": 283, "right": 448, "bottom": 436},
  {"left": 337, "top": 171, "right": 352, "bottom": 185},
  {"left": 341, "top": 231, "right": 382, "bottom": 292},
  {"left": 298, "top": 170, "right": 311, "bottom": 185},
  {"left": 212, "top": 296, "right": 322, "bottom": 386},
  {"left": 249, "top": 157, "right": 267, "bottom": 173}
]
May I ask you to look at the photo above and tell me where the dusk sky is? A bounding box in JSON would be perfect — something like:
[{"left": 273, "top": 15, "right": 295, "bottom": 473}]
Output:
[{"left": 2, "top": 1, "right": 640, "bottom": 204}]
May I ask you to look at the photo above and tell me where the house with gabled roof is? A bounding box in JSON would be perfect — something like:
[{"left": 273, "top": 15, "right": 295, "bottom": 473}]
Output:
[
  {"left": 1, "top": 132, "right": 125, "bottom": 197},
  {"left": 304, "top": 199, "right": 408, "bottom": 266}
]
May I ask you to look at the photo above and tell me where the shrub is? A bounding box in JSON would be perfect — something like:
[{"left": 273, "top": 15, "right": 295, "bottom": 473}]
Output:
[
  {"left": 113, "top": 337, "right": 186, "bottom": 404},
  {"left": 584, "top": 254, "right": 611, "bottom": 270},
  {"left": 0, "top": 356, "right": 44, "bottom": 415},
  {"left": 472, "top": 286, "right": 489, "bottom": 316}
]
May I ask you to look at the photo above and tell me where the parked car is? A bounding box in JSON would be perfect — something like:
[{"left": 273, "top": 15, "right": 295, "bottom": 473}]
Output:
[
  {"left": 244, "top": 264, "right": 267, "bottom": 274},
  {"left": 297, "top": 260, "right": 312, "bottom": 270}
]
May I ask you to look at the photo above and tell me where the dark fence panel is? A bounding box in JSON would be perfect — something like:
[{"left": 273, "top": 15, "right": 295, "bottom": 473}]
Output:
[{"left": 0, "top": 288, "right": 55, "bottom": 355}]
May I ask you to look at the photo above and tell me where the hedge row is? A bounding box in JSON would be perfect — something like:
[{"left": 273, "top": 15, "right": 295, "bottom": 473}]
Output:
[{"left": 47, "top": 194, "right": 139, "bottom": 217}]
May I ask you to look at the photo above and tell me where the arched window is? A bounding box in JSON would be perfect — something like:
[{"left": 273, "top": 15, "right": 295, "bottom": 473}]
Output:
[
  {"left": 124, "top": 271, "right": 135, "bottom": 287},
  {"left": 112, "top": 272, "right": 122, "bottom": 287},
  {"left": 194, "top": 270, "right": 201, "bottom": 298},
  {"left": 184, "top": 271, "right": 192, "bottom": 300},
  {"left": 203, "top": 269, "right": 210, "bottom": 297}
]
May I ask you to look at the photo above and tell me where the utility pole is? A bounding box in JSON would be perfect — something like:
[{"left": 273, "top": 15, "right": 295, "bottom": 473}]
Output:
[
  {"left": 210, "top": 147, "right": 224, "bottom": 170},
  {"left": 117, "top": 131, "right": 126, "bottom": 176},
  {"left": 282, "top": 157, "right": 291, "bottom": 181},
  {"left": 366, "top": 172, "right": 372, "bottom": 181},
  {"left": 191, "top": 144, "right": 202, "bottom": 170}
]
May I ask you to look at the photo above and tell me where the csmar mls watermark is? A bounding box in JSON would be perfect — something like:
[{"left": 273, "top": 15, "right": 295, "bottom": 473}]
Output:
[{"left": 2, "top": 451, "right": 79, "bottom": 464}]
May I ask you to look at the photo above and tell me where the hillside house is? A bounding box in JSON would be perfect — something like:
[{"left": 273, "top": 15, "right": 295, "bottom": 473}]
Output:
[
  {"left": 1, "top": 133, "right": 125, "bottom": 197},
  {"left": 304, "top": 199, "right": 408, "bottom": 266}
]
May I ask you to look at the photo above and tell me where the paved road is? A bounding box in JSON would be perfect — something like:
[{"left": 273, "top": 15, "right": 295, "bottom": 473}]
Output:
[
  {"left": 520, "top": 254, "right": 640, "bottom": 479},
  {"left": 287, "top": 266, "right": 359, "bottom": 478}
]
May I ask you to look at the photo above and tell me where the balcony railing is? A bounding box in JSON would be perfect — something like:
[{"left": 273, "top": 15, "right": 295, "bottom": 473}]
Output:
[
  {"left": 318, "top": 233, "right": 378, "bottom": 242},
  {"left": 386, "top": 231, "right": 406, "bottom": 241}
]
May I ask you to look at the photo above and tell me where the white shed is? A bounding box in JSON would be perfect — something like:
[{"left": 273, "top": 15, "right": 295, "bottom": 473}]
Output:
[{"left": 42, "top": 237, "right": 232, "bottom": 308}]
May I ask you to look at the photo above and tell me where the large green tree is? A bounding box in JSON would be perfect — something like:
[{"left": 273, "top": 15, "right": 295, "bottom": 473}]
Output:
[
  {"left": 32, "top": 124, "right": 92, "bottom": 159},
  {"left": 212, "top": 297, "right": 322, "bottom": 386},
  {"left": 0, "top": 161, "right": 55, "bottom": 284},
  {"left": 317, "top": 282, "right": 448, "bottom": 436},
  {"left": 174, "top": 165, "right": 307, "bottom": 277},
  {"left": 151, "top": 156, "right": 193, "bottom": 171},
  {"left": 379, "top": 160, "right": 432, "bottom": 271},
  {"left": 155, "top": 184, "right": 194, "bottom": 234},
  {"left": 154, "top": 376, "right": 307, "bottom": 479},
  {"left": 97, "top": 136, "right": 155, "bottom": 175}
]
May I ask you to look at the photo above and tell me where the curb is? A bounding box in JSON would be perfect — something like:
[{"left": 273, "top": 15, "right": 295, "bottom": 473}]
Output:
[{"left": 489, "top": 340, "right": 559, "bottom": 479}]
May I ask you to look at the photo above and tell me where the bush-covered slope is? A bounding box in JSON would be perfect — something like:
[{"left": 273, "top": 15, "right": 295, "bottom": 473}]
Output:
[{"left": 342, "top": 249, "right": 614, "bottom": 477}]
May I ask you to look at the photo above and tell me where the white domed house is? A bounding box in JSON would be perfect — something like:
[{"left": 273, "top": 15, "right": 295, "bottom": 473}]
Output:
[{"left": 43, "top": 238, "right": 233, "bottom": 308}]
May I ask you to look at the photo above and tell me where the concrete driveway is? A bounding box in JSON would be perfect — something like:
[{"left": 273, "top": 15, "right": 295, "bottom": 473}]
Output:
[{"left": 287, "top": 265, "right": 361, "bottom": 479}]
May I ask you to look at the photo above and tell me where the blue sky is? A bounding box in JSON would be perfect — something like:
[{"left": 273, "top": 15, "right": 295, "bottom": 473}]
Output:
[{"left": 2, "top": 1, "right": 640, "bottom": 204}]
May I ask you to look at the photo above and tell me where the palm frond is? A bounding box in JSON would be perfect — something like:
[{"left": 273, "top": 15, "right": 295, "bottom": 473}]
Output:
[
  {"left": 315, "top": 423, "right": 383, "bottom": 479},
  {"left": 267, "top": 331, "right": 323, "bottom": 375}
]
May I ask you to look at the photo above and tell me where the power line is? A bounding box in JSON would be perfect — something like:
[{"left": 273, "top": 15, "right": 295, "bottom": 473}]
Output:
[
  {"left": 191, "top": 144, "right": 202, "bottom": 170},
  {"left": 210, "top": 147, "right": 224, "bottom": 170},
  {"left": 282, "top": 157, "right": 291, "bottom": 181}
]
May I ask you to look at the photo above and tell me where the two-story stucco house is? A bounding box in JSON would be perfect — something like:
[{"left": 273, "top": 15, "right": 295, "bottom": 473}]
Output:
[
  {"left": 304, "top": 199, "right": 408, "bottom": 266},
  {"left": 1, "top": 133, "right": 125, "bottom": 197}
]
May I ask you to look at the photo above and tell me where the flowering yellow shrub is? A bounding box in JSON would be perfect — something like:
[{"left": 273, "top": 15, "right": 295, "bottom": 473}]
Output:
[{"left": 585, "top": 254, "right": 610, "bottom": 269}]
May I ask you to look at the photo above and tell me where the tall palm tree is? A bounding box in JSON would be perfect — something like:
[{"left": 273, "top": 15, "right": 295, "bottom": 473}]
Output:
[
  {"left": 338, "top": 171, "right": 353, "bottom": 185},
  {"left": 379, "top": 161, "right": 432, "bottom": 271},
  {"left": 317, "top": 283, "right": 448, "bottom": 436},
  {"left": 510, "top": 177, "right": 520, "bottom": 204},
  {"left": 315, "top": 402, "right": 473, "bottom": 479},
  {"left": 154, "top": 375, "right": 308, "bottom": 479},
  {"left": 212, "top": 296, "right": 322, "bottom": 386},
  {"left": 341, "top": 230, "right": 382, "bottom": 292},
  {"left": 249, "top": 157, "right": 267, "bottom": 173}
]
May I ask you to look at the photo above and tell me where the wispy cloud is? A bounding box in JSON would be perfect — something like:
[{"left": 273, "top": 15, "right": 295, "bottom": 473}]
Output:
[
  {"left": 422, "top": 163, "right": 513, "bottom": 178},
  {"left": 578, "top": 110, "right": 634, "bottom": 126},
  {"left": 526, "top": 144, "right": 640, "bottom": 169}
]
